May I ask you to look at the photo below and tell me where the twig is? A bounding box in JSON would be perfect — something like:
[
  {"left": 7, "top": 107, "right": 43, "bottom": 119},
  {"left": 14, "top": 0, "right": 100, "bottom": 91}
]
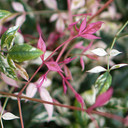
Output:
[
  {"left": 17, "top": 98, "right": 24, "bottom": 128},
  {"left": 0, "top": 91, "right": 124, "bottom": 123},
  {"left": 87, "top": 0, "right": 114, "bottom": 23}
]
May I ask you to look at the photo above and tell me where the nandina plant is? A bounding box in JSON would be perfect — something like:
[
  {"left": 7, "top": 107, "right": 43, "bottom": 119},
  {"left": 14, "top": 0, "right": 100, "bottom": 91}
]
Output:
[{"left": 0, "top": 0, "right": 128, "bottom": 128}]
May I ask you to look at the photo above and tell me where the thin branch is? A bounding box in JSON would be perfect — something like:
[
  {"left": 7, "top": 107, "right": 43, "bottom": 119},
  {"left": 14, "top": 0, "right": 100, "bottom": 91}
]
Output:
[
  {"left": 18, "top": 62, "right": 44, "bottom": 97},
  {"left": 87, "top": 0, "right": 114, "bottom": 23},
  {"left": 0, "top": 91, "right": 124, "bottom": 123},
  {"left": 17, "top": 98, "right": 24, "bottom": 128}
]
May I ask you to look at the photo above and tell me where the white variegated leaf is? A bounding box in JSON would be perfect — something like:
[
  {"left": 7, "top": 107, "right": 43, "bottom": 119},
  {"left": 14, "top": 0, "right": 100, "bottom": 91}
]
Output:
[
  {"left": 1, "top": 73, "right": 19, "bottom": 87},
  {"left": 91, "top": 48, "right": 107, "bottom": 56},
  {"left": 87, "top": 66, "right": 107, "bottom": 73},
  {"left": 16, "top": 14, "right": 26, "bottom": 27},
  {"left": 26, "top": 83, "right": 37, "bottom": 99},
  {"left": 43, "top": 0, "right": 57, "bottom": 10},
  {"left": 2, "top": 112, "right": 19, "bottom": 120},
  {"left": 110, "top": 49, "right": 122, "bottom": 57},
  {"left": 12, "top": 2, "right": 24, "bottom": 12},
  {"left": 110, "top": 64, "right": 128, "bottom": 70},
  {"left": 39, "top": 88, "right": 53, "bottom": 121}
]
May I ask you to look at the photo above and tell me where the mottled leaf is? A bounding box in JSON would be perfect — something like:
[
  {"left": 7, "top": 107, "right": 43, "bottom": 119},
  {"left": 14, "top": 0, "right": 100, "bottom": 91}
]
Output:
[
  {"left": 7, "top": 55, "right": 16, "bottom": 69},
  {"left": 0, "top": 54, "right": 17, "bottom": 80},
  {"left": 110, "top": 63, "right": 128, "bottom": 70},
  {"left": 15, "top": 63, "right": 29, "bottom": 81},
  {"left": 1, "top": 73, "right": 18, "bottom": 87},
  {"left": 95, "top": 72, "right": 112, "bottom": 94},
  {"left": 1, "top": 26, "right": 19, "bottom": 49},
  {"left": 0, "top": 10, "right": 11, "bottom": 20},
  {"left": 8, "top": 44, "right": 43, "bottom": 62}
]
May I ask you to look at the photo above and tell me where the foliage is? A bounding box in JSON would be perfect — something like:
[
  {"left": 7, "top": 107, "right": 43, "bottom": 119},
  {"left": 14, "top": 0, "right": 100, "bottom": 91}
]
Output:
[{"left": 0, "top": 0, "right": 128, "bottom": 128}]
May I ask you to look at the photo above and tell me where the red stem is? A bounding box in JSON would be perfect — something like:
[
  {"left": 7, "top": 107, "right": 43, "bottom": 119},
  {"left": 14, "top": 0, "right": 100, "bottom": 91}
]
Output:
[
  {"left": 17, "top": 98, "right": 24, "bottom": 128},
  {"left": 87, "top": 0, "right": 114, "bottom": 23},
  {"left": 0, "top": 91, "right": 124, "bottom": 124},
  {"left": 46, "top": 36, "right": 77, "bottom": 62},
  {"left": 18, "top": 62, "right": 44, "bottom": 97}
]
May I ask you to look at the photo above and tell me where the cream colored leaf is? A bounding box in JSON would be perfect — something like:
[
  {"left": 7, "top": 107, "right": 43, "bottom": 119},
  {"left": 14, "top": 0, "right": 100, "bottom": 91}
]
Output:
[
  {"left": 110, "top": 49, "right": 122, "bottom": 57},
  {"left": 2, "top": 112, "right": 19, "bottom": 120},
  {"left": 91, "top": 48, "right": 107, "bottom": 56},
  {"left": 87, "top": 66, "right": 106, "bottom": 73},
  {"left": 15, "top": 63, "right": 29, "bottom": 81},
  {"left": 110, "top": 64, "right": 128, "bottom": 70}
]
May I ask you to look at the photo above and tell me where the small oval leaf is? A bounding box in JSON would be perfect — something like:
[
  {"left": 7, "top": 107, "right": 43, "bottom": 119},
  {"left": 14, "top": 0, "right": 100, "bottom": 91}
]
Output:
[
  {"left": 110, "top": 49, "right": 122, "bottom": 57},
  {"left": 8, "top": 44, "right": 43, "bottom": 62},
  {"left": 110, "top": 63, "right": 128, "bottom": 70},
  {"left": 91, "top": 48, "right": 107, "bottom": 56},
  {"left": 1, "top": 26, "right": 19, "bottom": 49},
  {"left": 0, "top": 10, "right": 11, "bottom": 20},
  {"left": 95, "top": 72, "right": 112, "bottom": 94},
  {"left": 87, "top": 66, "right": 106, "bottom": 73},
  {"left": 2, "top": 112, "right": 19, "bottom": 120}
]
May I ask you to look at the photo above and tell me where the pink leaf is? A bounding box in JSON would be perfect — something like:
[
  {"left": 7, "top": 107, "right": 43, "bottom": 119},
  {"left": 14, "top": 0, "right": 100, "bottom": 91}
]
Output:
[
  {"left": 36, "top": 73, "right": 51, "bottom": 88},
  {"left": 39, "top": 87, "right": 53, "bottom": 121},
  {"left": 75, "top": 93, "right": 85, "bottom": 109},
  {"left": 62, "top": 79, "right": 67, "bottom": 94},
  {"left": 36, "top": 74, "right": 47, "bottom": 88},
  {"left": 74, "top": 41, "right": 84, "bottom": 49},
  {"left": 45, "top": 61, "right": 63, "bottom": 72},
  {"left": 81, "top": 34, "right": 101, "bottom": 39},
  {"left": 12, "top": 2, "right": 25, "bottom": 12},
  {"left": 1, "top": 73, "right": 19, "bottom": 88},
  {"left": 64, "top": 65, "right": 73, "bottom": 80},
  {"left": 16, "top": 15, "right": 26, "bottom": 27},
  {"left": 68, "top": 21, "right": 78, "bottom": 29},
  {"left": 83, "top": 41, "right": 93, "bottom": 52},
  {"left": 56, "top": 18, "right": 65, "bottom": 33},
  {"left": 37, "top": 24, "right": 42, "bottom": 36},
  {"left": 26, "top": 83, "right": 37, "bottom": 99},
  {"left": 86, "top": 54, "right": 98, "bottom": 60},
  {"left": 79, "top": 17, "right": 87, "bottom": 34},
  {"left": 80, "top": 57, "right": 85, "bottom": 71},
  {"left": 83, "top": 21, "right": 103, "bottom": 34},
  {"left": 124, "top": 116, "right": 128, "bottom": 126},
  {"left": 37, "top": 35, "right": 46, "bottom": 60},
  {"left": 50, "top": 13, "right": 58, "bottom": 22},
  {"left": 87, "top": 87, "right": 113, "bottom": 113},
  {"left": 60, "top": 57, "right": 76, "bottom": 65}
]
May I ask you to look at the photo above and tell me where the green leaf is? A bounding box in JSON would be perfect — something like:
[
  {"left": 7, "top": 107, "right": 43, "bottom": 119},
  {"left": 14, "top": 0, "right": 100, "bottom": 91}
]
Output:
[
  {"left": 0, "top": 54, "right": 17, "bottom": 80},
  {"left": 7, "top": 56, "right": 16, "bottom": 69},
  {"left": 0, "top": 10, "right": 11, "bottom": 20},
  {"left": 95, "top": 72, "right": 112, "bottom": 95},
  {"left": 1, "top": 26, "right": 19, "bottom": 50},
  {"left": 8, "top": 44, "right": 43, "bottom": 62}
]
